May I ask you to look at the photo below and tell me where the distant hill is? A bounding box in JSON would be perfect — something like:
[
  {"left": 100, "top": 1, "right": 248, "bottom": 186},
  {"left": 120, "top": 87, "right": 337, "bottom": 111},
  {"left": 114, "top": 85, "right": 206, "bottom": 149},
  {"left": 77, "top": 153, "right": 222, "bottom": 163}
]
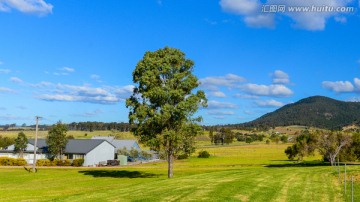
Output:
[{"left": 242, "top": 96, "right": 360, "bottom": 129}]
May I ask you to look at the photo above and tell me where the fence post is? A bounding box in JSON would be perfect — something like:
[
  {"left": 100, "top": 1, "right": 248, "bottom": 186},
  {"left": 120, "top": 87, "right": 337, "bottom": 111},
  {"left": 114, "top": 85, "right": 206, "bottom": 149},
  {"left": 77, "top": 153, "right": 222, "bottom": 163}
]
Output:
[
  {"left": 345, "top": 163, "right": 347, "bottom": 195},
  {"left": 352, "top": 175, "right": 354, "bottom": 202},
  {"left": 338, "top": 158, "right": 340, "bottom": 184}
]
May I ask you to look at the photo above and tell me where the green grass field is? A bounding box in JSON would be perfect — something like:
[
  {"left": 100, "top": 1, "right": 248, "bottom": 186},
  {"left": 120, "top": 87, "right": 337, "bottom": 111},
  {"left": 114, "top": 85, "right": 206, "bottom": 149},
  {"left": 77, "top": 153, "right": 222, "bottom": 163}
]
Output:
[{"left": 1, "top": 142, "right": 359, "bottom": 201}]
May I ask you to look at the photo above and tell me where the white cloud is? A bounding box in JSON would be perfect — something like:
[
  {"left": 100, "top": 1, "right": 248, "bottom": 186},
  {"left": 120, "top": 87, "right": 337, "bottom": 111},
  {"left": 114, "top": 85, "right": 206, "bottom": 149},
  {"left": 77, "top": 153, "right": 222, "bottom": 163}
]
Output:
[
  {"left": 10, "top": 77, "right": 23, "bottom": 84},
  {"left": 54, "top": 67, "right": 75, "bottom": 76},
  {"left": 210, "top": 91, "right": 226, "bottom": 98},
  {"left": 60, "top": 67, "right": 75, "bottom": 72},
  {"left": 244, "top": 14, "right": 275, "bottom": 28},
  {"left": 220, "top": 0, "right": 259, "bottom": 15},
  {"left": 207, "top": 100, "right": 238, "bottom": 109},
  {"left": 0, "top": 69, "right": 10, "bottom": 74},
  {"left": 0, "top": 87, "right": 15, "bottom": 93},
  {"left": 354, "top": 78, "right": 360, "bottom": 90},
  {"left": 255, "top": 99, "right": 285, "bottom": 107},
  {"left": 272, "top": 70, "right": 290, "bottom": 84},
  {"left": 241, "top": 84, "right": 293, "bottom": 97},
  {"left": 207, "top": 110, "right": 235, "bottom": 115},
  {"left": 220, "top": 0, "right": 355, "bottom": 30},
  {"left": 0, "top": 0, "right": 53, "bottom": 15},
  {"left": 200, "top": 73, "right": 245, "bottom": 91},
  {"left": 322, "top": 80, "right": 354, "bottom": 93},
  {"left": 233, "top": 93, "right": 259, "bottom": 99},
  {"left": 30, "top": 81, "right": 54, "bottom": 88},
  {"left": 36, "top": 84, "right": 135, "bottom": 104}
]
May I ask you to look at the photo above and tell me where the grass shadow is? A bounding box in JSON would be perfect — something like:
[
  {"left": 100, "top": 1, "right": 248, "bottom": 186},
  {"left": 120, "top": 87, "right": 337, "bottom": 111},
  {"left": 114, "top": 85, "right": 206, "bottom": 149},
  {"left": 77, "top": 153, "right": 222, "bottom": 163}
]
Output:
[{"left": 78, "top": 170, "right": 161, "bottom": 178}]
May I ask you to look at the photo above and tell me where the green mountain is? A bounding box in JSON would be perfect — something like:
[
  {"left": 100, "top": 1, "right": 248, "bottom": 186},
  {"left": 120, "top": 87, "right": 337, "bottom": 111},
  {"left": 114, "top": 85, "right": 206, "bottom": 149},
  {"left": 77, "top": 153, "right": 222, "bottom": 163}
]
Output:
[{"left": 242, "top": 96, "right": 360, "bottom": 129}]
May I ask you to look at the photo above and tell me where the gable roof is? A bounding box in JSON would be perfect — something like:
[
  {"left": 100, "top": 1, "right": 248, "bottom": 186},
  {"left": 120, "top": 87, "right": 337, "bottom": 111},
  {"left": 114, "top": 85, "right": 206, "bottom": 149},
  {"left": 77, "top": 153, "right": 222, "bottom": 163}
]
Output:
[
  {"left": 28, "top": 139, "right": 115, "bottom": 154},
  {"left": 91, "top": 136, "right": 140, "bottom": 151},
  {"left": 65, "top": 139, "right": 115, "bottom": 154}
]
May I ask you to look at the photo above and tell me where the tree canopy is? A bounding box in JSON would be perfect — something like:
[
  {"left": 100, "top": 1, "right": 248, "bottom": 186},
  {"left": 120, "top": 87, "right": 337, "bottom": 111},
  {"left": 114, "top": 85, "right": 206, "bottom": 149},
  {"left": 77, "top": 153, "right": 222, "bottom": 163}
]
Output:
[
  {"left": 126, "top": 47, "right": 207, "bottom": 178},
  {"left": 14, "top": 132, "right": 28, "bottom": 158},
  {"left": 46, "top": 123, "right": 68, "bottom": 160}
]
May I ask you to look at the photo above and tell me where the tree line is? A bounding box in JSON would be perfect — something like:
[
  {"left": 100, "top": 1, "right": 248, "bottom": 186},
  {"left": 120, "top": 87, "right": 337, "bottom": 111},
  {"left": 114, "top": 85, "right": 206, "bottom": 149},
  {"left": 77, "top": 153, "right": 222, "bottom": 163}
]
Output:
[{"left": 285, "top": 130, "right": 360, "bottom": 165}]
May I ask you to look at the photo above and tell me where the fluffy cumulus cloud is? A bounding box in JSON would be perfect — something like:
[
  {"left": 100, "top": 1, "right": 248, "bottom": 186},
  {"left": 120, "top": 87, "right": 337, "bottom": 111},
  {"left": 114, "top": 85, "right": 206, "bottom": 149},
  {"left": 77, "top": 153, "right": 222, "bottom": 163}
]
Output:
[
  {"left": 354, "top": 78, "right": 360, "bottom": 90},
  {"left": 207, "top": 100, "right": 238, "bottom": 109},
  {"left": 272, "top": 70, "right": 290, "bottom": 84},
  {"left": 220, "top": 0, "right": 356, "bottom": 30},
  {"left": 200, "top": 73, "right": 245, "bottom": 91},
  {"left": 322, "top": 80, "right": 354, "bottom": 93},
  {"left": 220, "top": 0, "right": 274, "bottom": 28},
  {"left": 241, "top": 83, "right": 293, "bottom": 97},
  {"left": 36, "top": 84, "right": 132, "bottom": 104},
  {"left": 255, "top": 99, "right": 285, "bottom": 107},
  {"left": 0, "top": 0, "right": 53, "bottom": 15}
]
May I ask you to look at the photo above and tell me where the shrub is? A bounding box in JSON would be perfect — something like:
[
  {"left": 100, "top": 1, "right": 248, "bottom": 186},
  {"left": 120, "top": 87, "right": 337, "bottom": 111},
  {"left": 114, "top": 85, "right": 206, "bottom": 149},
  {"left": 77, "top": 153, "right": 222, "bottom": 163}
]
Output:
[
  {"left": 198, "top": 150, "right": 210, "bottom": 158},
  {"left": 266, "top": 139, "right": 271, "bottom": 144},
  {"left": 72, "top": 159, "right": 84, "bottom": 167},
  {"left": 177, "top": 153, "right": 189, "bottom": 160},
  {"left": 0, "top": 157, "right": 27, "bottom": 166},
  {"left": 15, "top": 158, "right": 27, "bottom": 166},
  {"left": 141, "top": 151, "right": 153, "bottom": 160}
]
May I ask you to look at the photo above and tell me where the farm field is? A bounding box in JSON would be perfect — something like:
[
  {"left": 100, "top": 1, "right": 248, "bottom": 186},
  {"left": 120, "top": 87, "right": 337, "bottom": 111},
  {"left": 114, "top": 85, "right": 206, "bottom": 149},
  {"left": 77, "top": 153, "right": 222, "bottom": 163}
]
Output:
[
  {"left": 1, "top": 143, "right": 359, "bottom": 201},
  {"left": 0, "top": 130, "right": 135, "bottom": 139}
]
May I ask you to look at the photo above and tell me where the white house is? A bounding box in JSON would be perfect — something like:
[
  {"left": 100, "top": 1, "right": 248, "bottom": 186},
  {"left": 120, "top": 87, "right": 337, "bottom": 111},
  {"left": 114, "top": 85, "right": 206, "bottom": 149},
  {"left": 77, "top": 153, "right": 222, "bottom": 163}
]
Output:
[
  {"left": 63, "top": 139, "right": 115, "bottom": 166},
  {"left": 0, "top": 139, "right": 115, "bottom": 166}
]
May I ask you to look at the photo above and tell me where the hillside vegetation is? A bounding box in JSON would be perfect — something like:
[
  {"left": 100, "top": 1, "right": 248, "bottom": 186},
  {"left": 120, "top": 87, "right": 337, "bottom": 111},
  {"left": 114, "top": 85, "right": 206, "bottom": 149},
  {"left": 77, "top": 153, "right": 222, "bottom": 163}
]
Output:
[{"left": 242, "top": 96, "right": 360, "bottom": 129}]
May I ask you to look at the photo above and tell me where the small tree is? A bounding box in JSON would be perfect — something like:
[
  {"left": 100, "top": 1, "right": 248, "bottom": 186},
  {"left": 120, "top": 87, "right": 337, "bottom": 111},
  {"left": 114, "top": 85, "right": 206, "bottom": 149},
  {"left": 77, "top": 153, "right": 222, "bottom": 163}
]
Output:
[
  {"left": 117, "top": 146, "right": 129, "bottom": 156},
  {"left": 14, "top": 132, "right": 28, "bottom": 158},
  {"left": 46, "top": 123, "right": 68, "bottom": 160},
  {"left": 129, "top": 147, "right": 140, "bottom": 160},
  {"left": 245, "top": 137, "right": 253, "bottom": 144},
  {"left": 318, "top": 131, "right": 351, "bottom": 166}
]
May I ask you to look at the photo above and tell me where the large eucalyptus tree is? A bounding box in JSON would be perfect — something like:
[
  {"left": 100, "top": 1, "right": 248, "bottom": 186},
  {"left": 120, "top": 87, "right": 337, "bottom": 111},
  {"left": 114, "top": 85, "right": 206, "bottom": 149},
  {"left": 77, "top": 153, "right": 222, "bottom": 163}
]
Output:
[{"left": 126, "top": 47, "right": 207, "bottom": 178}]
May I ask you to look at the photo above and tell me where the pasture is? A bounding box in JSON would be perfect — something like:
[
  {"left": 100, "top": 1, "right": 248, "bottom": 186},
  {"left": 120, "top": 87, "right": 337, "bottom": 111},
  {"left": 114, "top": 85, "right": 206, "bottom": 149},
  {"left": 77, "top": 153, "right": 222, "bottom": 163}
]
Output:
[{"left": 1, "top": 142, "right": 359, "bottom": 201}]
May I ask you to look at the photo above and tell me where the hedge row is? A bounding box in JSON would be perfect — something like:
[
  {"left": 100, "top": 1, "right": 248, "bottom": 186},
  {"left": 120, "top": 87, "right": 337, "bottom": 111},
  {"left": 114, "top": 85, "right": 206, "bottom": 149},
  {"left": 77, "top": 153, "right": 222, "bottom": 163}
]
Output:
[
  {"left": 36, "top": 159, "right": 84, "bottom": 167},
  {"left": 0, "top": 157, "right": 27, "bottom": 166}
]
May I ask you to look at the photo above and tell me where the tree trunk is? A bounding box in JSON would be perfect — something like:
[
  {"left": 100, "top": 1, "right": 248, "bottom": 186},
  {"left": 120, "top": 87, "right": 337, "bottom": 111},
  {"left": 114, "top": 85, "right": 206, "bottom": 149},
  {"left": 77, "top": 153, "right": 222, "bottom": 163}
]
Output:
[{"left": 167, "top": 152, "right": 173, "bottom": 178}]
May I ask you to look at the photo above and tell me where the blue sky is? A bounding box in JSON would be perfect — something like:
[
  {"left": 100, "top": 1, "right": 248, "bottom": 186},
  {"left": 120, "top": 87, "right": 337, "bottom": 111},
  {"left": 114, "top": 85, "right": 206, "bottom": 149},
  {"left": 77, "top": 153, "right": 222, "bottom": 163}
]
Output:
[{"left": 0, "top": 0, "right": 359, "bottom": 126}]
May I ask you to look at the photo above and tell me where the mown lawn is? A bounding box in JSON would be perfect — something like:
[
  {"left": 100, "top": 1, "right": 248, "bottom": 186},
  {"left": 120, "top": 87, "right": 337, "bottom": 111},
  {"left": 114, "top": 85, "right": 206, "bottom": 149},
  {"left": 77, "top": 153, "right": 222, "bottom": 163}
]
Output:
[{"left": 0, "top": 143, "right": 359, "bottom": 201}]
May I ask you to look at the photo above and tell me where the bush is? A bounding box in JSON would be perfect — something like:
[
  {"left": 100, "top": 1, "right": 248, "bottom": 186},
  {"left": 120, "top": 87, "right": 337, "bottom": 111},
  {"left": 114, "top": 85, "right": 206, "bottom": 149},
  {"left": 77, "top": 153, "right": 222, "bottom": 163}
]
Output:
[
  {"left": 198, "top": 150, "right": 210, "bottom": 158},
  {"left": 0, "top": 157, "right": 27, "bottom": 166},
  {"left": 72, "top": 159, "right": 84, "bottom": 167},
  {"left": 177, "top": 153, "right": 189, "bottom": 160},
  {"left": 36, "top": 159, "right": 72, "bottom": 166},
  {"left": 141, "top": 151, "right": 153, "bottom": 160}
]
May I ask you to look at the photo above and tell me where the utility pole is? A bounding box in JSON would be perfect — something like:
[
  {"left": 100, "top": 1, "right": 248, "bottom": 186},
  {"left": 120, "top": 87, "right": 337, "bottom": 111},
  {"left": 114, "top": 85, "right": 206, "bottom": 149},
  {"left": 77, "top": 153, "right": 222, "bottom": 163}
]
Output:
[{"left": 32, "top": 116, "right": 41, "bottom": 173}]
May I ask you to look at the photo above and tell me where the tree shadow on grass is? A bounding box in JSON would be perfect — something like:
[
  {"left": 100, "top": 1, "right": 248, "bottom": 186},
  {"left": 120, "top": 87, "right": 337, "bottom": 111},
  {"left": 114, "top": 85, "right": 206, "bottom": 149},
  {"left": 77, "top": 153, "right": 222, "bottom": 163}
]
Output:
[{"left": 78, "top": 170, "right": 161, "bottom": 178}]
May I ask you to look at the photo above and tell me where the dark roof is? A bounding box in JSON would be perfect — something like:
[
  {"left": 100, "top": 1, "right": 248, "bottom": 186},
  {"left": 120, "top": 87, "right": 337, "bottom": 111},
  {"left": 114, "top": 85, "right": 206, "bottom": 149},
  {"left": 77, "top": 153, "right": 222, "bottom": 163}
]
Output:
[
  {"left": 28, "top": 139, "right": 47, "bottom": 148},
  {"left": 65, "top": 139, "right": 114, "bottom": 154},
  {"left": 91, "top": 136, "right": 140, "bottom": 151},
  {"left": 28, "top": 139, "right": 115, "bottom": 154}
]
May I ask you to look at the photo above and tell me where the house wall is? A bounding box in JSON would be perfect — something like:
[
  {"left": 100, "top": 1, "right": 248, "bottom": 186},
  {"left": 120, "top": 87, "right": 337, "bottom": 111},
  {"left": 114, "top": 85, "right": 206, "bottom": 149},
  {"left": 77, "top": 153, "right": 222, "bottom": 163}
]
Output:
[{"left": 84, "top": 142, "right": 115, "bottom": 166}]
